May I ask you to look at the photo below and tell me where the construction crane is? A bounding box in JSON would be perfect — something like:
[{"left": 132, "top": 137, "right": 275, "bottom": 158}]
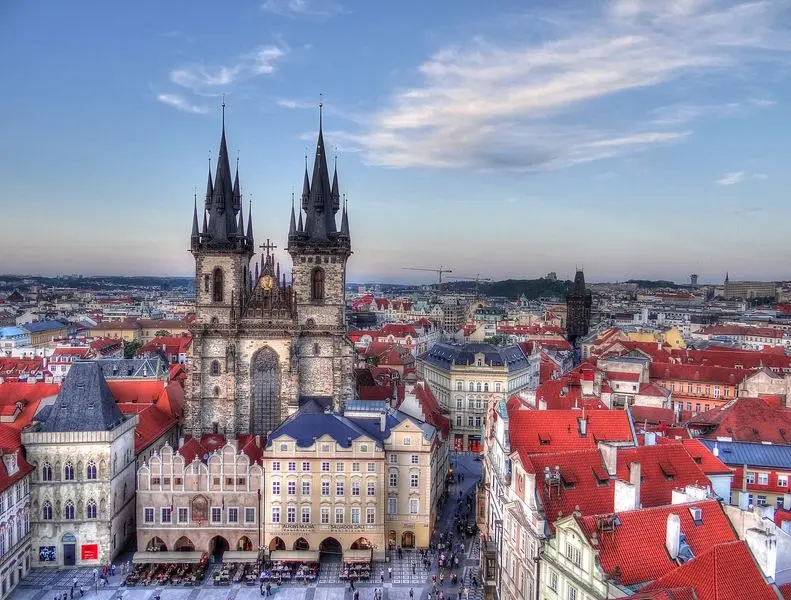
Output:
[
  {"left": 448, "top": 274, "right": 493, "bottom": 298},
  {"left": 403, "top": 266, "right": 454, "bottom": 291}
]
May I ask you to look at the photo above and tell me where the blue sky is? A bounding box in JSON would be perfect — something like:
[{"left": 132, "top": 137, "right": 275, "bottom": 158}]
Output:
[{"left": 1, "top": 0, "right": 790, "bottom": 284}]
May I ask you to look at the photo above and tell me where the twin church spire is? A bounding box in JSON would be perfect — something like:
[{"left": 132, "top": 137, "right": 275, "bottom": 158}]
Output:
[{"left": 191, "top": 100, "right": 350, "bottom": 253}]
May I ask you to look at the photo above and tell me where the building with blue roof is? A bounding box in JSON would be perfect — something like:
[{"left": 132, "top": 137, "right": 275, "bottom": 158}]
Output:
[
  {"left": 21, "top": 320, "right": 68, "bottom": 347},
  {"left": 0, "top": 326, "right": 31, "bottom": 350},
  {"left": 417, "top": 342, "right": 539, "bottom": 452}
]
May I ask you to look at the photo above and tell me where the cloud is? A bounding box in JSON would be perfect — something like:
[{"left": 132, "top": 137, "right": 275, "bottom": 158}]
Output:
[
  {"left": 717, "top": 171, "right": 745, "bottom": 185},
  {"left": 261, "top": 0, "right": 342, "bottom": 18},
  {"left": 727, "top": 205, "right": 764, "bottom": 216},
  {"left": 168, "top": 45, "right": 286, "bottom": 94},
  {"left": 276, "top": 98, "right": 315, "bottom": 109},
  {"left": 353, "top": 0, "right": 791, "bottom": 171},
  {"left": 156, "top": 94, "right": 209, "bottom": 114}
]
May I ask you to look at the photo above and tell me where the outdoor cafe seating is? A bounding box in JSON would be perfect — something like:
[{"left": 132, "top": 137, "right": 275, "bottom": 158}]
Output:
[{"left": 125, "top": 552, "right": 208, "bottom": 586}]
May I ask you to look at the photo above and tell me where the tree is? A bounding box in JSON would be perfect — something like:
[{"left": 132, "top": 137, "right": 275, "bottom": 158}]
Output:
[
  {"left": 123, "top": 339, "right": 143, "bottom": 359},
  {"left": 154, "top": 330, "right": 171, "bottom": 337}
]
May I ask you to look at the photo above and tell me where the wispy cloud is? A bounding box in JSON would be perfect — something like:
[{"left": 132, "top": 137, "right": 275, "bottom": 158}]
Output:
[
  {"left": 351, "top": 0, "right": 791, "bottom": 171},
  {"left": 261, "top": 0, "right": 343, "bottom": 18},
  {"left": 156, "top": 93, "right": 209, "bottom": 114},
  {"left": 168, "top": 44, "right": 286, "bottom": 95},
  {"left": 276, "top": 98, "right": 316, "bottom": 109},
  {"left": 727, "top": 205, "right": 764, "bottom": 216},
  {"left": 717, "top": 171, "right": 745, "bottom": 185}
]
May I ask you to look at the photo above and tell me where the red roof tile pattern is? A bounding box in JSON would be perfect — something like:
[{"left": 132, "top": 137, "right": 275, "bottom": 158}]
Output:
[
  {"left": 679, "top": 440, "right": 732, "bottom": 475},
  {"left": 649, "top": 362, "right": 751, "bottom": 386},
  {"left": 0, "top": 445, "right": 33, "bottom": 494},
  {"left": 780, "top": 582, "right": 791, "bottom": 600},
  {"left": 607, "top": 371, "right": 641, "bottom": 382},
  {"left": 578, "top": 500, "right": 736, "bottom": 586},
  {"left": 642, "top": 541, "right": 777, "bottom": 600},
  {"left": 409, "top": 381, "right": 450, "bottom": 439},
  {"left": 700, "top": 325, "right": 784, "bottom": 339},
  {"left": 508, "top": 409, "right": 634, "bottom": 455},
  {"left": 684, "top": 395, "right": 791, "bottom": 444},
  {"left": 631, "top": 406, "right": 677, "bottom": 427},
  {"left": 630, "top": 589, "right": 696, "bottom": 600},
  {"left": 670, "top": 347, "right": 791, "bottom": 371},
  {"left": 177, "top": 434, "right": 263, "bottom": 465}
]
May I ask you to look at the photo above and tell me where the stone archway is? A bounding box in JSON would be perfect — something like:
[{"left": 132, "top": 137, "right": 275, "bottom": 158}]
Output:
[
  {"left": 402, "top": 531, "right": 415, "bottom": 549},
  {"left": 319, "top": 537, "right": 342, "bottom": 556},
  {"left": 174, "top": 536, "right": 195, "bottom": 552},
  {"left": 250, "top": 347, "right": 280, "bottom": 436},
  {"left": 146, "top": 537, "right": 167, "bottom": 552},
  {"left": 293, "top": 537, "right": 310, "bottom": 551},
  {"left": 237, "top": 536, "right": 253, "bottom": 551},
  {"left": 269, "top": 537, "right": 286, "bottom": 552},
  {"left": 209, "top": 536, "right": 229, "bottom": 557},
  {"left": 351, "top": 537, "right": 372, "bottom": 550}
]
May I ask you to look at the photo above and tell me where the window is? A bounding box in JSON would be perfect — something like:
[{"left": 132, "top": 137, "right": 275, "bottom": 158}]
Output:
[
  {"left": 204, "top": 274, "right": 210, "bottom": 293},
  {"left": 468, "top": 417, "right": 474, "bottom": 427},
  {"left": 389, "top": 455, "right": 398, "bottom": 464},
  {"left": 211, "top": 507, "right": 222, "bottom": 523},
  {"left": 368, "top": 482, "right": 376, "bottom": 496},
  {"left": 152, "top": 477, "right": 161, "bottom": 486},
  {"left": 228, "top": 508, "right": 238, "bottom": 523},
  {"left": 351, "top": 507, "right": 361, "bottom": 524},
  {"left": 475, "top": 417, "right": 482, "bottom": 427},
  {"left": 409, "top": 498, "right": 419, "bottom": 514},
  {"left": 64, "top": 501, "right": 74, "bottom": 520},
  {"left": 337, "top": 462, "right": 345, "bottom": 472},
  {"left": 778, "top": 497, "right": 786, "bottom": 509},
  {"left": 778, "top": 474, "right": 788, "bottom": 488},
  {"left": 213, "top": 268, "right": 224, "bottom": 302},
  {"left": 714, "top": 385, "right": 720, "bottom": 398},
  {"left": 365, "top": 507, "right": 376, "bottom": 524},
  {"left": 404, "top": 436, "right": 412, "bottom": 446},
  {"left": 368, "top": 462, "right": 376, "bottom": 472},
  {"left": 352, "top": 481, "right": 360, "bottom": 496},
  {"left": 311, "top": 268, "right": 325, "bottom": 300},
  {"left": 484, "top": 383, "right": 489, "bottom": 392},
  {"left": 178, "top": 507, "right": 189, "bottom": 523},
  {"left": 321, "top": 507, "right": 330, "bottom": 524},
  {"left": 272, "top": 481, "right": 281, "bottom": 495},
  {"left": 388, "top": 497, "right": 397, "bottom": 514},
  {"left": 302, "top": 481, "right": 311, "bottom": 495},
  {"left": 288, "top": 461, "right": 296, "bottom": 472},
  {"left": 302, "top": 461, "right": 311, "bottom": 471},
  {"left": 287, "top": 507, "right": 296, "bottom": 523},
  {"left": 495, "top": 383, "right": 501, "bottom": 393},
  {"left": 63, "top": 462, "right": 74, "bottom": 481},
  {"left": 161, "top": 507, "right": 172, "bottom": 523},
  {"left": 301, "top": 507, "right": 311, "bottom": 523},
  {"left": 360, "top": 444, "right": 369, "bottom": 453},
  {"left": 456, "top": 382, "right": 463, "bottom": 391},
  {"left": 210, "top": 360, "right": 221, "bottom": 376},
  {"left": 272, "top": 461, "right": 281, "bottom": 472},
  {"left": 748, "top": 493, "right": 754, "bottom": 506},
  {"left": 476, "top": 382, "right": 482, "bottom": 392},
  {"left": 456, "top": 416, "right": 462, "bottom": 426},
  {"left": 389, "top": 472, "right": 398, "bottom": 487},
  {"left": 271, "top": 507, "right": 280, "bottom": 523},
  {"left": 336, "top": 482, "right": 344, "bottom": 496},
  {"left": 567, "top": 586, "right": 578, "bottom": 600},
  {"left": 42, "top": 463, "right": 52, "bottom": 481},
  {"left": 456, "top": 398, "right": 463, "bottom": 409},
  {"left": 549, "top": 571, "right": 558, "bottom": 591},
  {"left": 352, "top": 462, "right": 360, "bottom": 472},
  {"left": 469, "top": 382, "right": 474, "bottom": 391},
  {"left": 757, "top": 495, "right": 767, "bottom": 506},
  {"left": 746, "top": 471, "right": 756, "bottom": 484},
  {"left": 322, "top": 480, "right": 330, "bottom": 496},
  {"left": 313, "top": 343, "right": 320, "bottom": 355},
  {"left": 43, "top": 502, "right": 53, "bottom": 521},
  {"left": 322, "top": 462, "right": 330, "bottom": 472},
  {"left": 321, "top": 444, "right": 331, "bottom": 452},
  {"left": 411, "top": 455, "right": 419, "bottom": 465},
  {"left": 287, "top": 481, "right": 296, "bottom": 495},
  {"left": 758, "top": 472, "right": 769, "bottom": 485},
  {"left": 245, "top": 508, "right": 256, "bottom": 523},
  {"left": 279, "top": 444, "right": 289, "bottom": 452},
  {"left": 410, "top": 474, "right": 419, "bottom": 488},
  {"left": 86, "top": 461, "right": 97, "bottom": 480},
  {"left": 565, "top": 542, "right": 582, "bottom": 567},
  {"left": 335, "top": 508, "right": 344, "bottom": 524}
]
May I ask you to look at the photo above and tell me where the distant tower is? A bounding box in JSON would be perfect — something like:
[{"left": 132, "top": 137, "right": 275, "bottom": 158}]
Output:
[
  {"left": 566, "top": 269, "right": 592, "bottom": 345},
  {"left": 689, "top": 274, "right": 698, "bottom": 286}
]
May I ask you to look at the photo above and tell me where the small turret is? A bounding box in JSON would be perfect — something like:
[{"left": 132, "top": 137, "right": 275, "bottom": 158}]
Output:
[
  {"left": 191, "top": 192, "right": 200, "bottom": 245},
  {"left": 340, "top": 194, "right": 350, "bottom": 237},
  {"left": 289, "top": 192, "right": 297, "bottom": 236},
  {"left": 246, "top": 197, "right": 254, "bottom": 246},
  {"left": 331, "top": 157, "right": 340, "bottom": 213}
]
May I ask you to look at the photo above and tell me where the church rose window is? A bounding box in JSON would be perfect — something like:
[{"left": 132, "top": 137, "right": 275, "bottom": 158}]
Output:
[
  {"left": 311, "top": 268, "right": 325, "bottom": 300},
  {"left": 213, "top": 268, "right": 224, "bottom": 302}
]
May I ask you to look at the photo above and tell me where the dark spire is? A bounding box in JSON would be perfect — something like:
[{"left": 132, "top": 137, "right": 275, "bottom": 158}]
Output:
[
  {"left": 246, "top": 196, "right": 254, "bottom": 242},
  {"left": 191, "top": 191, "right": 200, "bottom": 241},
  {"left": 297, "top": 208, "right": 303, "bottom": 233},
  {"left": 340, "top": 193, "right": 350, "bottom": 237},
  {"left": 573, "top": 269, "right": 586, "bottom": 295},
  {"left": 233, "top": 152, "right": 242, "bottom": 212},
  {"left": 207, "top": 99, "right": 237, "bottom": 243},
  {"left": 238, "top": 198, "right": 245, "bottom": 238},
  {"left": 204, "top": 157, "right": 213, "bottom": 211},
  {"left": 289, "top": 191, "right": 297, "bottom": 235},
  {"left": 331, "top": 155, "right": 340, "bottom": 212},
  {"left": 301, "top": 155, "right": 310, "bottom": 211},
  {"left": 202, "top": 210, "right": 208, "bottom": 235},
  {"left": 303, "top": 101, "right": 336, "bottom": 240}
]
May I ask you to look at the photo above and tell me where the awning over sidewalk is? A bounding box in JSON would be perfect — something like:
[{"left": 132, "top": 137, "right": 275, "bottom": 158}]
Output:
[
  {"left": 269, "top": 550, "right": 320, "bottom": 563},
  {"left": 222, "top": 551, "right": 260, "bottom": 563},
  {"left": 132, "top": 551, "right": 204, "bottom": 564},
  {"left": 343, "top": 548, "right": 372, "bottom": 564}
]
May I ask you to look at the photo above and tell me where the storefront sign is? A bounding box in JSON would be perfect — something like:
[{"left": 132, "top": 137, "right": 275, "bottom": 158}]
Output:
[
  {"left": 81, "top": 544, "right": 99, "bottom": 561},
  {"left": 282, "top": 524, "right": 314, "bottom": 532}
]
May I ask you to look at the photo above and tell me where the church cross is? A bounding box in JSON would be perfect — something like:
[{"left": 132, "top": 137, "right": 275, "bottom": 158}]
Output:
[{"left": 260, "top": 238, "right": 278, "bottom": 256}]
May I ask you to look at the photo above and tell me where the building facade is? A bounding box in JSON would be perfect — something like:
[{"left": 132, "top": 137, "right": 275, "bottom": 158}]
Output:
[
  {"left": 0, "top": 442, "right": 33, "bottom": 600},
  {"left": 185, "top": 108, "right": 354, "bottom": 437},
  {"left": 24, "top": 362, "right": 137, "bottom": 567},
  {"left": 566, "top": 270, "right": 593, "bottom": 345}
]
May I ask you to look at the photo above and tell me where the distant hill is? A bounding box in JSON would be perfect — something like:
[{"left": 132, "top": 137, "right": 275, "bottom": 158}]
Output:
[
  {"left": 624, "top": 279, "right": 682, "bottom": 289},
  {"left": 445, "top": 278, "right": 572, "bottom": 300}
]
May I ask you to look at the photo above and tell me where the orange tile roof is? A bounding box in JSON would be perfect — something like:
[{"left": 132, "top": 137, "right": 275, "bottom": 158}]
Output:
[
  {"left": 649, "top": 362, "right": 750, "bottom": 386},
  {"left": 509, "top": 409, "right": 634, "bottom": 455},
  {"left": 684, "top": 395, "right": 791, "bottom": 444},
  {"left": 606, "top": 371, "right": 641, "bottom": 382},
  {"left": 630, "top": 589, "right": 697, "bottom": 600},
  {"left": 679, "top": 439, "right": 732, "bottom": 476},
  {"left": 642, "top": 541, "right": 776, "bottom": 600},
  {"left": 578, "top": 500, "right": 736, "bottom": 586}
]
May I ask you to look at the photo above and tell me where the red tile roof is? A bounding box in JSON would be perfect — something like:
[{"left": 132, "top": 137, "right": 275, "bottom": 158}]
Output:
[
  {"left": 780, "top": 582, "right": 791, "bottom": 600},
  {"left": 684, "top": 395, "right": 791, "bottom": 444},
  {"left": 649, "top": 362, "right": 751, "bottom": 386},
  {"left": 670, "top": 347, "right": 791, "bottom": 371},
  {"left": 380, "top": 324, "right": 418, "bottom": 338},
  {"left": 0, "top": 445, "right": 33, "bottom": 494},
  {"left": 508, "top": 409, "right": 634, "bottom": 455},
  {"left": 578, "top": 500, "right": 736, "bottom": 586},
  {"left": 630, "top": 589, "right": 697, "bottom": 600},
  {"left": 679, "top": 439, "right": 732, "bottom": 476},
  {"left": 700, "top": 325, "right": 784, "bottom": 339},
  {"left": 606, "top": 371, "right": 641, "bottom": 382},
  {"left": 631, "top": 406, "right": 677, "bottom": 427},
  {"left": 177, "top": 434, "right": 263, "bottom": 465},
  {"left": 642, "top": 541, "right": 777, "bottom": 600},
  {"left": 410, "top": 381, "right": 450, "bottom": 439},
  {"left": 535, "top": 378, "right": 608, "bottom": 410}
]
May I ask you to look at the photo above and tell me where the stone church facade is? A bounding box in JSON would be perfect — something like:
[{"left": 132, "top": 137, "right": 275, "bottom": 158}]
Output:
[{"left": 185, "top": 106, "right": 355, "bottom": 437}]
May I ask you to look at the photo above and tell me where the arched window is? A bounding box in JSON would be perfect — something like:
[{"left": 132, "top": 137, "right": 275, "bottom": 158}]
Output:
[
  {"left": 212, "top": 268, "right": 224, "bottom": 302},
  {"left": 311, "top": 268, "right": 325, "bottom": 300},
  {"left": 476, "top": 382, "right": 482, "bottom": 392},
  {"left": 64, "top": 462, "right": 74, "bottom": 481},
  {"left": 42, "top": 502, "right": 52, "bottom": 520},
  {"left": 313, "top": 343, "right": 320, "bottom": 356},
  {"left": 64, "top": 501, "right": 75, "bottom": 520},
  {"left": 210, "top": 360, "right": 221, "bottom": 376},
  {"left": 484, "top": 383, "right": 489, "bottom": 392},
  {"left": 204, "top": 274, "right": 210, "bottom": 293},
  {"left": 468, "top": 382, "right": 474, "bottom": 392},
  {"left": 86, "top": 499, "right": 97, "bottom": 520},
  {"left": 213, "top": 386, "right": 221, "bottom": 397},
  {"left": 42, "top": 463, "right": 52, "bottom": 481},
  {"left": 86, "top": 461, "right": 97, "bottom": 480}
]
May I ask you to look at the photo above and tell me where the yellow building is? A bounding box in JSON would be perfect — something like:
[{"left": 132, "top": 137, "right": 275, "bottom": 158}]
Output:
[
  {"left": 89, "top": 321, "right": 141, "bottom": 342},
  {"left": 22, "top": 320, "right": 68, "bottom": 347},
  {"left": 137, "top": 319, "right": 190, "bottom": 342},
  {"left": 626, "top": 326, "right": 686, "bottom": 349}
]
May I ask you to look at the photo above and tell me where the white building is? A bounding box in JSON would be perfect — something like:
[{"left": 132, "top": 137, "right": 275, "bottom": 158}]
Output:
[{"left": 0, "top": 436, "right": 33, "bottom": 600}]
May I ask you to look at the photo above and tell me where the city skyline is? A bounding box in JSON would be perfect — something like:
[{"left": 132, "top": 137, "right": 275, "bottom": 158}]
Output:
[{"left": 2, "top": 0, "right": 790, "bottom": 283}]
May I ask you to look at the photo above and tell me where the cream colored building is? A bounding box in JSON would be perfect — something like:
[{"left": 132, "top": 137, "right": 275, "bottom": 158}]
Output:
[
  {"left": 0, "top": 446, "right": 33, "bottom": 600},
  {"left": 136, "top": 436, "right": 264, "bottom": 555},
  {"left": 418, "top": 343, "right": 539, "bottom": 452},
  {"left": 25, "top": 362, "right": 138, "bottom": 568},
  {"left": 263, "top": 400, "right": 444, "bottom": 560}
]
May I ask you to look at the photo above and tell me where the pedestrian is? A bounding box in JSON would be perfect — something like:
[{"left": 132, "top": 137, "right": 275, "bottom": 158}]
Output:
[
  {"left": 350, "top": 579, "right": 355, "bottom": 591},
  {"left": 388, "top": 567, "right": 392, "bottom": 580},
  {"left": 79, "top": 587, "right": 84, "bottom": 598},
  {"left": 266, "top": 583, "right": 272, "bottom": 596},
  {"left": 409, "top": 588, "right": 414, "bottom": 600},
  {"left": 413, "top": 563, "right": 416, "bottom": 575},
  {"left": 70, "top": 589, "right": 73, "bottom": 600},
  {"left": 73, "top": 576, "right": 78, "bottom": 589},
  {"left": 380, "top": 570, "right": 384, "bottom": 584}
]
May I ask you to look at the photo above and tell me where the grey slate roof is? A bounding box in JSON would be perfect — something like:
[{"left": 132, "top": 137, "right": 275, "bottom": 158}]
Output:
[
  {"left": 420, "top": 342, "right": 530, "bottom": 373},
  {"left": 700, "top": 440, "right": 791, "bottom": 469},
  {"left": 94, "top": 357, "right": 165, "bottom": 379},
  {"left": 39, "top": 361, "right": 126, "bottom": 433}
]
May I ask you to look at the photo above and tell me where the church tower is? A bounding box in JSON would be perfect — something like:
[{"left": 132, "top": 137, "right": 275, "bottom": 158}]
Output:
[
  {"left": 566, "top": 269, "right": 592, "bottom": 347},
  {"left": 287, "top": 107, "right": 354, "bottom": 409}
]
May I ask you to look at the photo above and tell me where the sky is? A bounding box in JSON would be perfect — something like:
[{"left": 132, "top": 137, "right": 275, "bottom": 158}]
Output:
[{"left": 1, "top": 0, "right": 791, "bottom": 285}]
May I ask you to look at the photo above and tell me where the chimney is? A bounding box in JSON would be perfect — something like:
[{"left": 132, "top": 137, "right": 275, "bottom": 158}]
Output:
[
  {"left": 665, "top": 513, "right": 681, "bottom": 560},
  {"left": 712, "top": 442, "right": 719, "bottom": 457},
  {"left": 578, "top": 414, "right": 588, "bottom": 437},
  {"left": 744, "top": 526, "right": 778, "bottom": 581},
  {"left": 599, "top": 442, "right": 617, "bottom": 476},
  {"left": 581, "top": 374, "right": 594, "bottom": 396},
  {"left": 644, "top": 431, "right": 656, "bottom": 446},
  {"left": 380, "top": 412, "right": 386, "bottom": 433},
  {"left": 739, "top": 463, "right": 750, "bottom": 509},
  {"left": 629, "top": 462, "right": 641, "bottom": 508},
  {"left": 614, "top": 479, "right": 638, "bottom": 512}
]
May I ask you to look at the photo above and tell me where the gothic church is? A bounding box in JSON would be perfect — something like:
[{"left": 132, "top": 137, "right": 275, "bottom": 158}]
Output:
[{"left": 185, "top": 107, "right": 354, "bottom": 436}]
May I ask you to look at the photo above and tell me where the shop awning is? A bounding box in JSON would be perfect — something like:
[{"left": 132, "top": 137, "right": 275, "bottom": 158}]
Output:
[
  {"left": 269, "top": 550, "right": 320, "bottom": 563},
  {"left": 343, "top": 548, "right": 372, "bottom": 563},
  {"left": 132, "top": 551, "right": 204, "bottom": 564},
  {"left": 222, "top": 551, "right": 260, "bottom": 563}
]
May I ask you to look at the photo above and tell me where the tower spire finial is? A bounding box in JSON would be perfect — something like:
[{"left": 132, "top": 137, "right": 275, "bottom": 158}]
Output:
[
  {"left": 222, "top": 93, "right": 226, "bottom": 129},
  {"left": 319, "top": 93, "right": 323, "bottom": 131}
]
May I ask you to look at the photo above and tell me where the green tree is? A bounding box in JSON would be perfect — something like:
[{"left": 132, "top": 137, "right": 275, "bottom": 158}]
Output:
[
  {"left": 123, "top": 339, "right": 143, "bottom": 358},
  {"left": 154, "top": 330, "right": 171, "bottom": 337}
]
